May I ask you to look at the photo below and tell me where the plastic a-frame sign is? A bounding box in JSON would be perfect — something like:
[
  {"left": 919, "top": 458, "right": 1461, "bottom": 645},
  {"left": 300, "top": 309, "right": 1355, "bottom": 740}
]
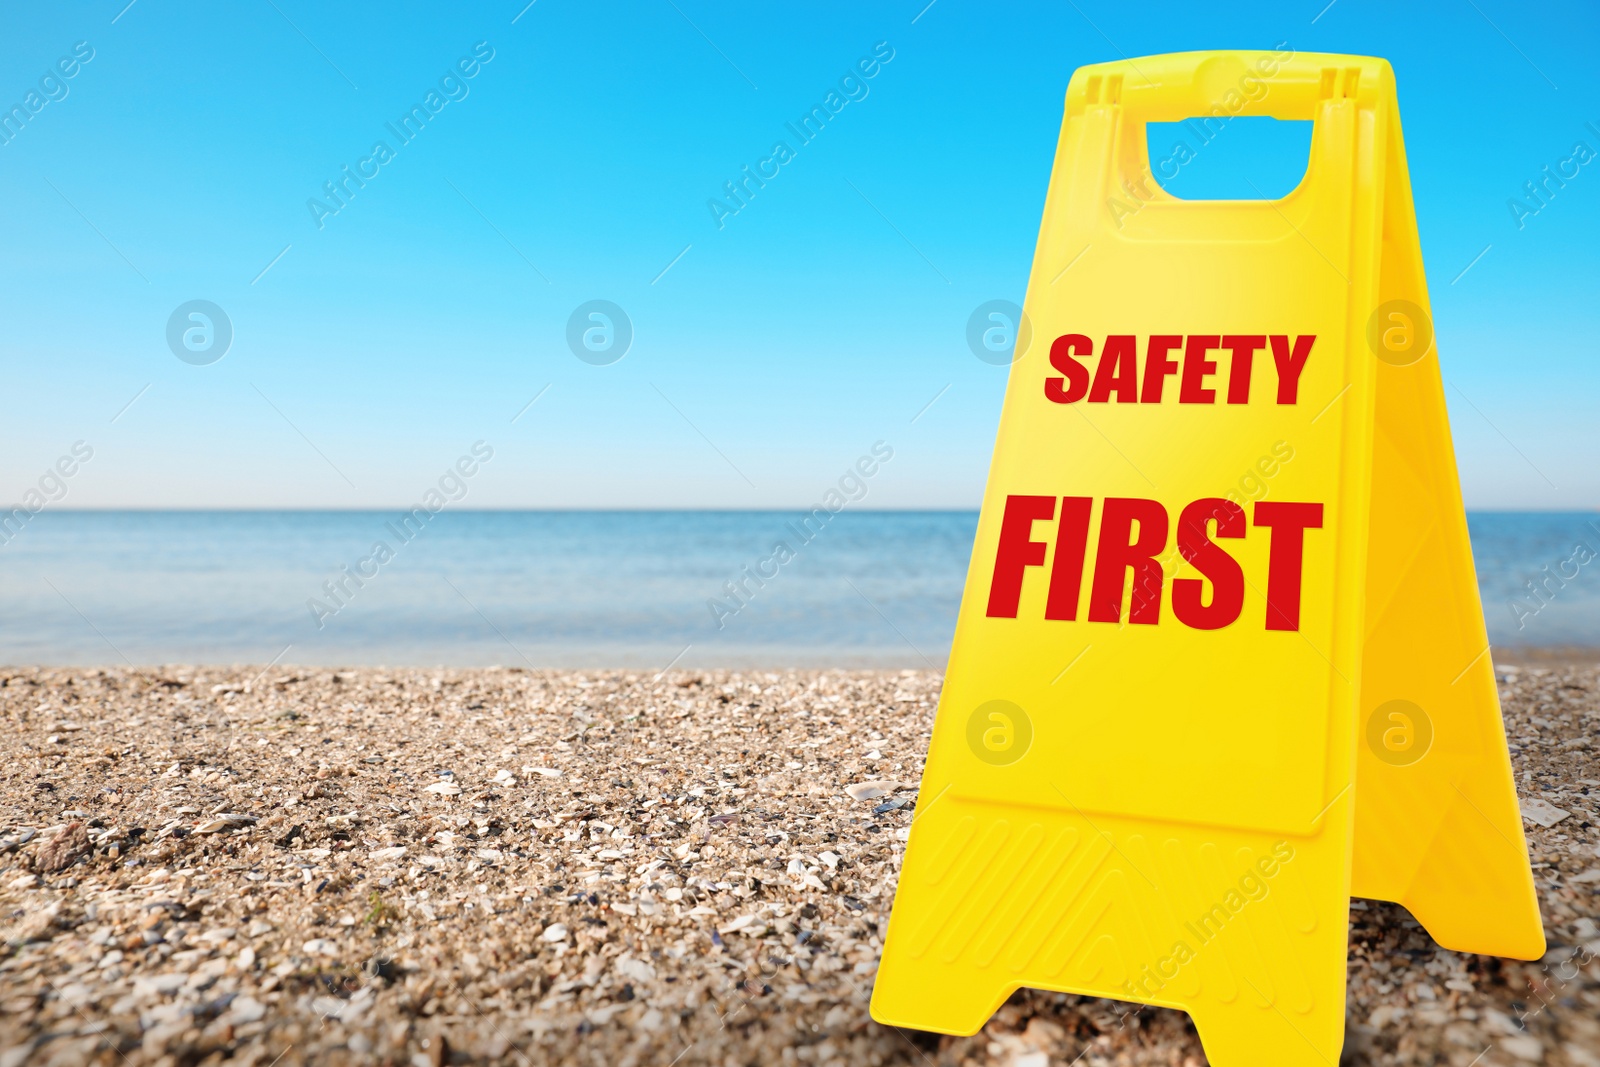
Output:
[{"left": 871, "top": 51, "right": 1545, "bottom": 1065}]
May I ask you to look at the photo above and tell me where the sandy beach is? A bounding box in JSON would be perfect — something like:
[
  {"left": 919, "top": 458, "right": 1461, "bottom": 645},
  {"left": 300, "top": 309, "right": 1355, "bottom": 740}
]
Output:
[{"left": 1, "top": 662, "right": 1597, "bottom": 1066}]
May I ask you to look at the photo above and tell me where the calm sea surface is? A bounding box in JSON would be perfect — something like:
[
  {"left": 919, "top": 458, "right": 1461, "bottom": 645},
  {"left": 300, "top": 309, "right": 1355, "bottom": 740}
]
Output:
[{"left": 0, "top": 511, "right": 1595, "bottom": 667}]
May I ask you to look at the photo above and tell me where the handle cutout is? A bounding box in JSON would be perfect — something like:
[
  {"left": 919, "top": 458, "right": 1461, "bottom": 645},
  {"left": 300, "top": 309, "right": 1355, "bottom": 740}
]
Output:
[{"left": 1143, "top": 116, "right": 1313, "bottom": 201}]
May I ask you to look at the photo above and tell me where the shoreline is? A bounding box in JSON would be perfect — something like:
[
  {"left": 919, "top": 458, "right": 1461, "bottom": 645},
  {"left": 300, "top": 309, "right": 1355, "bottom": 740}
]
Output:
[{"left": 3, "top": 644, "right": 1596, "bottom": 671}]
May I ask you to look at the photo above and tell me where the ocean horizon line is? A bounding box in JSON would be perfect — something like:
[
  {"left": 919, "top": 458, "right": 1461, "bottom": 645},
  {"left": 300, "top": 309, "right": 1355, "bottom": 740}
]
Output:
[
  {"left": 26, "top": 506, "right": 986, "bottom": 514},
  {"left": 21, "top": 506, "right": 1600, "bottom": 515}
]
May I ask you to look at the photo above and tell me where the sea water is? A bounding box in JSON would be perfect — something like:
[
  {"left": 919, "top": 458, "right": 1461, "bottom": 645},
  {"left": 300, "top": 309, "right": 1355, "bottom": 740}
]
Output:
[{"left": 0, "top": 510, "right": 1594, "bottom": 667}]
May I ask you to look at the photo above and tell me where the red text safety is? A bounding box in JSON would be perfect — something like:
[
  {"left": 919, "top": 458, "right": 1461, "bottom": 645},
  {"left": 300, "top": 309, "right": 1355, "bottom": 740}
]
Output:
[{"left": 1044, "top": 334, "right": 1315, "bottom": 405}]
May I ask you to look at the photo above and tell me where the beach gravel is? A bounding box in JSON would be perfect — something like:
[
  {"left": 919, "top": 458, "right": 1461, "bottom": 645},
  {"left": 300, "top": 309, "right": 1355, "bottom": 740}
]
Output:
[{"left": 0, "top": 661, "right": 1596, "bottom": 1065}]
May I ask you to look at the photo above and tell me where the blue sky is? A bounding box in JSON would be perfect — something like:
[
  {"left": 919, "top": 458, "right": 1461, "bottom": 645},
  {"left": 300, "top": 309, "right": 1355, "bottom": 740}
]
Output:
[{"left": 1, "top": 0, "right": 1595, "bottom": 510}]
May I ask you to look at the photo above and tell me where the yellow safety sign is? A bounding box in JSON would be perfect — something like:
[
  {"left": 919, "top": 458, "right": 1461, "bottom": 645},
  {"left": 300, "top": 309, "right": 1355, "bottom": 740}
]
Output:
[{"left": 871, "top": 50, "right": 1543, "bottom": 1066}]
